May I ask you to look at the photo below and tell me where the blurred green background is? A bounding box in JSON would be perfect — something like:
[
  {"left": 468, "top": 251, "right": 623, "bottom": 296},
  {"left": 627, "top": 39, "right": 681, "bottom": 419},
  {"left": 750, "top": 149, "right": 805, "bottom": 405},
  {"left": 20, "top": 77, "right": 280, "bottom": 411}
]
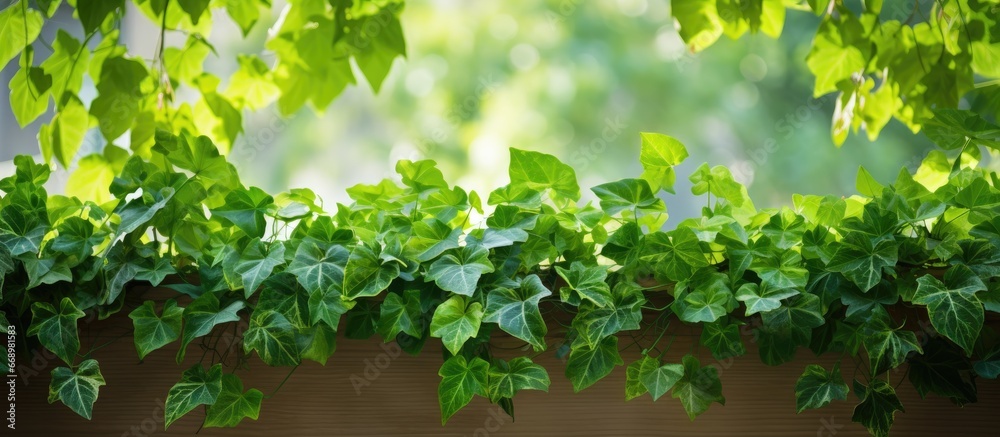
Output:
[{"left": 2, "top": 0, "right": 938, "bottom": 224}]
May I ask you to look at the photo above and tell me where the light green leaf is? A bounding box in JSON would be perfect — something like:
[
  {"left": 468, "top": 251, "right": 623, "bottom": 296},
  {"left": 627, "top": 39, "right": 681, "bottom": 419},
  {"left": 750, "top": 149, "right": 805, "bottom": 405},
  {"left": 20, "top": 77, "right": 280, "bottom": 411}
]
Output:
[
  {"left": 48, "top": 359, "right": 105, "bottom": 420},
  {"left": 638, "top": 132, "right": 688, "bottom": 193},
  {"left": 430, "top": 295, "right": 484, "bottom": 355},
  {"left": 626, "top": 360, "right": 648, "bottom": 401},
  {"left": 233, "top": 238, "right": 285, "bottom": 298},
  {"left": 89, "top": 56, "right": 147, "bottom": 140},
  {"left": 129, "top": 299, "right": 183, "bottom": 360},
  {"left": 672, "top": 0, "right": 723, "bottom": 52},
  {"left": 0, "top": 1, "right": 43, "bottom": 67},
  {"left": 508, "top": 148, "right": 580, "bottom": 200},
  {"left": 806, "top": 16, "right": 866, "bottom": 97},
  {"left": 9, "top": 50, "right": 51, "bottom": 127}
]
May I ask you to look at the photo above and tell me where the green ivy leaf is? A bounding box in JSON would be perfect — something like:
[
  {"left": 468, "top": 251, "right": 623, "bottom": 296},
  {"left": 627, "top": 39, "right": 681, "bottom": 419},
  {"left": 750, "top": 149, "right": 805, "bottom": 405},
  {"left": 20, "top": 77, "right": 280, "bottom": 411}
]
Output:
[
  {"left": 638, "top": 355, "right": 684, "bottom": 401},
  {"left": 343, "top": 244, "right": 400, "bottom": 299},
  {"left": 48, "top": 359, "right": 105, "bottom": 420},
  {"left": 671, "top": 354, "right": 725, "bottom": 420},
  {"left": 486, "top": 357, "right": 550, "bottom": 402},
  {"left": 760, "top": 293, "right": 825, "bottom": 331},
  {"left": 233, "top": 238, "right": 286, "bottom": 298},
  {"left": 912, "top": 265, "right": 985, "bottom": 356},
  {"left": 571, "top": 283, "right": 644, "bottom": 348},
  {"left": 0, "top": 1, "right": 43, "bottom": 67},
  {"left": 89, "top": 56, "right": 147, "bottom": 140},
  {"left": 288, "top": 239, "right": 348, "bottom": 292},
  {"left": 76, "top": 0, "right": 123, "bottom": 34},
  {"left": 672, "top": 0, "right": 723, "bottom": 52},
  {"left": 675, "top": 270, "right": 736, "bottom": 323},
  {"left": 177, "top": 292, "right": 244, "bottom": 363},
  {"left": 164, "top": 363, "right": 223, "bottom": 429},
  {"left": 735, "top": 282, "right": 799, "bottom": 316},
  {"left": 591, "top": 178, "right": 665, "bottom": 216},
  {"left": 129, "top": 299, "right": 183, "bottom": 360},
  {"left": 257, "top": 272, "right": 311, "bottom": 328},
  {"left": 642, "top": 227, "right": 708, "bottom": 282},
  {"left": 806, "top": 16, "right": 867, "bottom": 97},
  {"left": 243, "top": 310, "right": 301, "bottom": 366},
  {"left": 907, "top": 338, "right": 977, "bottom": 404},
  {"left": 700, "top": 318, "right": 746, "bottom": 360},
  {"left": 794, "top": 364, "right": 848, "bottom": 413},
  {"left": 437, "top": 355, "right": 489, "bottom": 424},
  {"left": 9, "top": 49, "right": 51, "bottom": 127},
  {"left": 638, "top": 132, "right": 688, "bottom": 193},
  {"left": 555, "top": 261, "right": 612, "bottom": 307},
  {"left": 210, "top": 187, "right": 273, "bottom": 238},
  {"left": 426, "top": 245, "right": 494, "bottom": 297},
  {"left": 689, "top": 163, "right": 747, "bottom": 207},
  {"left": 430, "top": 295, "right": 484, "bottom": 355},
  {"left": 625, "top": 360, "right": 648, "bottom": 401},
  {"left": 203, "top": 373, "right": 263, "bottom": 428},
  {"left": 974, "top": 346, "right": 1000, "bottom": 379},
  {"left": 115, "top": 187, "right": 175, "bottom": 235},
  {"left": 27, "top": 297, "right": 85, "bottom": 364},
  {"left": 508, "top": 148, "right": 580, "bottom": 201},
  {"left": 851, "top": 379, "right": 904, "bottom": 437},
  {"left": 862, "top": 312, "right": 922, "bottom": 375},
  {"left": 377, "top": 289, "right": 424, "bottom": 340},
  {"left": 751, "top": 250, "right": 808, "bottom": 290},
  {"left": 565, "top": 335, "right": 623, "bottom": 392},
  {"left": 827, "top": 233, "right": 897, "bottom": 292},
  {"left": 483, "top": 275, "right": 550, "bottom": 351}
]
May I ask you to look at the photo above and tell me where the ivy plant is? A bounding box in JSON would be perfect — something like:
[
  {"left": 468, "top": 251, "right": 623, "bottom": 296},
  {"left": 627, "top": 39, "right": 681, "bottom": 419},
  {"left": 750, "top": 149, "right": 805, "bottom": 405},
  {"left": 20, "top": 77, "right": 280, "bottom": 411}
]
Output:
[
  {"left": 3, "top": 0, "right": 1000, "bottom": 181},
  {"left": 3, "top": 125, "right": 1000, "bottom": 436}
]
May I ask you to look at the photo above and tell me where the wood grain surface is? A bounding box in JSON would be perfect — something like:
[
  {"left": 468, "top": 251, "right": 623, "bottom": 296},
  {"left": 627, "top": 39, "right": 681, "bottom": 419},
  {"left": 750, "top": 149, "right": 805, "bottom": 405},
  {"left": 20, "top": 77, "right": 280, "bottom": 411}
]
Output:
[{"left": 8, "top": 302, "right": 1000, "bottom": 437}]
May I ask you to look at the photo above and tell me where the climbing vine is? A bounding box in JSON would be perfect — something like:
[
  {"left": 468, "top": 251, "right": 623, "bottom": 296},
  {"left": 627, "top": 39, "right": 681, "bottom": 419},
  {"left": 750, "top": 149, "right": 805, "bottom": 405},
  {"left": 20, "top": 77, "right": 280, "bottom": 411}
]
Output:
[
  {"left": 1, "top": 1, "right": 1000, "bottom": 436},
  {"left": 2, "top": 125, "right": 1000, "bottom": 435}
]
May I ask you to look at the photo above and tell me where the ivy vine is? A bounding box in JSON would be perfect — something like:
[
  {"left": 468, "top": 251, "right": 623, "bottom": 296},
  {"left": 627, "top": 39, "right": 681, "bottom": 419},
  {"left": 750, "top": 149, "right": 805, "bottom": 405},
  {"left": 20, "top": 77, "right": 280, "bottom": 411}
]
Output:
[{"left": 2, "top": 124, "right": 1000, "bottom": 435}]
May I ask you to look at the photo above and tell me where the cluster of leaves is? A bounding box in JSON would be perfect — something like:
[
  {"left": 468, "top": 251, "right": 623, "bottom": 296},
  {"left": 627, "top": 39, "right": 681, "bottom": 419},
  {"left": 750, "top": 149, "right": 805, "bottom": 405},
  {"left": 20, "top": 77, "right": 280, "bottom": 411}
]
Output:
[
  {"left": 3, "top": 125, "right": 1000, "bottom": 435},
  {"left": 1, "top": 0, "right": 405, "bottom": 172},
  {"left": 672, "top": 0, "right": 1000, "bottom": 145}
]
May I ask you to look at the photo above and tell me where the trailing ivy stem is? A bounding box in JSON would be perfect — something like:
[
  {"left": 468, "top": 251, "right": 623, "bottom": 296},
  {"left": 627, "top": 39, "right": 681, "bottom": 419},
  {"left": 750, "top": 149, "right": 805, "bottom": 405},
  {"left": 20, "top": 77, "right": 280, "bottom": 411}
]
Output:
[{"left": 265, "top": 364, "right": 301, "bottom": 399}]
